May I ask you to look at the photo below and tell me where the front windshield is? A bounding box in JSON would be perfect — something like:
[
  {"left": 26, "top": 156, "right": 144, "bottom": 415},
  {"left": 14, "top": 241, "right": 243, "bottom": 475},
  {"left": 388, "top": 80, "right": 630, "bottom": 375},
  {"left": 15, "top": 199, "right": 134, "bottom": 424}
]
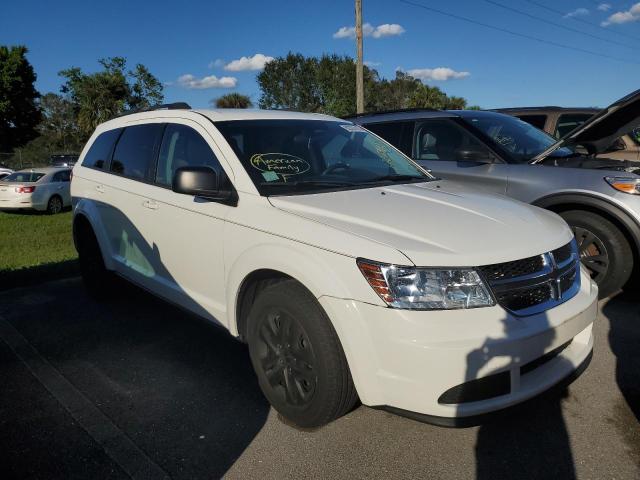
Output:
[
  {"left": 462, "top": 114, "right": 574, "bottom": 162},
  {"left": 2, "top": 172, "right": 45, "bottom": 183},
  {"left": 215, "top": 120, "right": 431, "bottom": 195}
]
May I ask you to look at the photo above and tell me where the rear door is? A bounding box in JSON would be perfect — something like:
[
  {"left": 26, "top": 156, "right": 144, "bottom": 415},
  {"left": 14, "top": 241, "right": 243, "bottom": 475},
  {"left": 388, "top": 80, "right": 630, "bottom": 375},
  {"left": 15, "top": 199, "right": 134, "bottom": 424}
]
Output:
[
  {"left": 51, "top": 170, "right": 71, "bottom": 206},
  {"left": 410, "top": 119, "right": 509, "bottom": 195},
  {"left": 100, "top": 121, "right": 165, "bottom": 292}
]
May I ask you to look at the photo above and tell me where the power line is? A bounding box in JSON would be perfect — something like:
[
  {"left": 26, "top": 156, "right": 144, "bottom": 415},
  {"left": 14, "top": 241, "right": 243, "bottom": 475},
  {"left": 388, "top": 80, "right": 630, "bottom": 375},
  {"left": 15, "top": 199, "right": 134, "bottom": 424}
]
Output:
[
  {"left": 523, "top": 0, "right": 640, "bottom": 42},
  {"left": 398, "top": 0, "right": 640, "bottom": 66},
  {"left": 482, "top": 0, "right": 635, "bottom": 50}
]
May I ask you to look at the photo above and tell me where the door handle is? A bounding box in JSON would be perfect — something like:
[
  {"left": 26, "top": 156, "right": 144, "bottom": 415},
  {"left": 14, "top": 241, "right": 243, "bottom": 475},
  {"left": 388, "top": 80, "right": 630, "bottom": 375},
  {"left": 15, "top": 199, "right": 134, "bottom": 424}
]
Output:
[
  {"left": 95, "top": 185, "right": 105, "bottom": 194},
  {"left": 142, "top": 200, "right": 159, "bottom": 210}
]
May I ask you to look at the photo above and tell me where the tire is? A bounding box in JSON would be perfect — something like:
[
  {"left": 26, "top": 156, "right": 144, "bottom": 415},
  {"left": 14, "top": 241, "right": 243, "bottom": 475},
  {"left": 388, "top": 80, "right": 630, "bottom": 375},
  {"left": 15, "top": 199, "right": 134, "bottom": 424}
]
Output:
[
  {"left": 246, "top": 279, "right": 358, "bottom": 428},
  {"left": 75, "top": 220, "right": 114, "bottom": 299},
  {"left": 560, "top": 210, "right": 633, "bottom": 298},
  {"left": 47, "top": 195, "right": 63, "bottom": 215}
]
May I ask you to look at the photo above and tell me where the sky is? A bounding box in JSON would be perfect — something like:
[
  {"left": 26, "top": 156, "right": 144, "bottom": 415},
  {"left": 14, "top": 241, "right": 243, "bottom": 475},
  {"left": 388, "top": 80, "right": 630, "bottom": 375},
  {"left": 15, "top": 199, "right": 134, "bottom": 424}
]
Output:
[{"left": 2, "top": 0, "right": 640, "bottom": 109}]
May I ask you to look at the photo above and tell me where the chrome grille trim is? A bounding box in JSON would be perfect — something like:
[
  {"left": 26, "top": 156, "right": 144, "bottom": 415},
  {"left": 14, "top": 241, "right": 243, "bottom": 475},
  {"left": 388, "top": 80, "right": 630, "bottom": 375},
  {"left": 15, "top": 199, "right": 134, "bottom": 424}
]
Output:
[{"left": 478, "top": 240, "right": 581, "bottom": 316}]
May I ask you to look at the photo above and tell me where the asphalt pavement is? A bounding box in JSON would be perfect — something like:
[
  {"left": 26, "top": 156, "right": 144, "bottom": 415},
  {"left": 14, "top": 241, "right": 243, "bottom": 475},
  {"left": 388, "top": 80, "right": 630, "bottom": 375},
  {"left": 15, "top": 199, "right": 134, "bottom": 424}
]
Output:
[{"left": 0, "top": 277, "right": 638, "bottom": 479}]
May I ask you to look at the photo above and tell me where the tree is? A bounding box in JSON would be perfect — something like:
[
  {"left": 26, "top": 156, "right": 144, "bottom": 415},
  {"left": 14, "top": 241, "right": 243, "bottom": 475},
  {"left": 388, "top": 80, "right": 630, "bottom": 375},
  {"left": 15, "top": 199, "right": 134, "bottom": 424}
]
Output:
[
  {"left": 0, "top": 45, "right": 41, "bottom": 152},
  {"left": 214, "top": 93, "right": 253, "bottom": 108},
  {"left": 59, "top": 57, "right": 163, "bottom": 138},
  {"left": 257, "top": 53, "right": 474, "bottom": 116}
]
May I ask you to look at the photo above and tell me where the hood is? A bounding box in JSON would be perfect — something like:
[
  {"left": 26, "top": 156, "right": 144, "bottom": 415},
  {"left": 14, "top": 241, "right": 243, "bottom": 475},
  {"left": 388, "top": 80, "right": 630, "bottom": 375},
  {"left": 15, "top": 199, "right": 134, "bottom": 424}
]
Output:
[
  {"left": 539, "top": 155, "right": 640, "bottom": 174},
  {"left": 532, "top": 88, "right": 640, "bottom": 163},
  {"left": 269, "top": 181, "right": 573, "bottom": 267}
]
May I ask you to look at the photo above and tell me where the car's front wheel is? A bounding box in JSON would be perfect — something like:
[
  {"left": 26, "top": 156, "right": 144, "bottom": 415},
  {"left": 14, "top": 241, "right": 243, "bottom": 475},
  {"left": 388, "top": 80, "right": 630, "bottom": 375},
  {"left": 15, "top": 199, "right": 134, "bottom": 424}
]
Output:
[
  {"left": 247, "top": 279, "right": 358, "bottom": 428},
  {"left": 75, "top": 219, "right": 115, "bottom": 299},
  {"left": 560, "top": 210, "right": 633, "bottom": 298}
]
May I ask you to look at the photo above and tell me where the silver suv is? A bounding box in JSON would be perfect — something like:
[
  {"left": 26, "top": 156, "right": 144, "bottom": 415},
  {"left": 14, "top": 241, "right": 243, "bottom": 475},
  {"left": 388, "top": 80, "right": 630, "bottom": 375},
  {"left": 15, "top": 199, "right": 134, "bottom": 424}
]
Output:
[{"left": 349, "top": 90, "right": 640, "bottom": 298}]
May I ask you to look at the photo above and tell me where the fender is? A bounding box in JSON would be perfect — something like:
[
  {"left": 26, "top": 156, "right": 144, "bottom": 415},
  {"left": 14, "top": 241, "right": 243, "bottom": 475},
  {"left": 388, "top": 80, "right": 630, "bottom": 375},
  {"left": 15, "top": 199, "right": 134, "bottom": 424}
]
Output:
[
  {"left": 72, "top": 198, "right": 116, "bottom": 271},
  {"left": 225, "top": 242, "right": 381, "bottom": 336},
  {"left": 533, "top": 192, "right": 640, "bottom": 252}
]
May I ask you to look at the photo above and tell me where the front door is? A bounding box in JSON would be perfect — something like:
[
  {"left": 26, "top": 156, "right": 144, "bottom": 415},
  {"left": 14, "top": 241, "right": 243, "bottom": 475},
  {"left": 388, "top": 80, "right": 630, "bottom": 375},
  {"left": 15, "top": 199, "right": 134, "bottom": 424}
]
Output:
[{"left": 412, "top": 119, "right": 509, "bottom": 195}]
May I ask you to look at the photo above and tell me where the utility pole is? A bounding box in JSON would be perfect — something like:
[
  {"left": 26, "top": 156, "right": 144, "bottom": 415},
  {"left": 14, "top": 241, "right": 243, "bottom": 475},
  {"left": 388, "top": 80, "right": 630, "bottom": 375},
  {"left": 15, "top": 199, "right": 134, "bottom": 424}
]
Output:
[{"left": 355, "top": 0, "right": 364, "bottom": 113}]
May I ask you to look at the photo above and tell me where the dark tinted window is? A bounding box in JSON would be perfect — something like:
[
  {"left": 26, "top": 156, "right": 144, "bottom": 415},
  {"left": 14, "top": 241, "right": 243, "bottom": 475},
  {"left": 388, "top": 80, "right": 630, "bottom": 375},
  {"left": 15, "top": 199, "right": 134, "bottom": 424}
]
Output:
[
  {"left": 52, "top": 170, "right": 71, "bottom": 182},
  {"left": 3, "top": 172, "right": 45, "bottom": 182},
  {"left": 555, "top": 113, "right": 593, "bottom": 138},
  {"left": 83, "top": 129, "right": 121, "bottom": 169},
  {"left": 111, "top": 124, "right": 163, "bottom": 180},
  {"left": 515, "top": 115, "right": 547, "bottom": 130},
  {"left": 156, "top": 124, "right": 222, "bottom": 186},
  {"left": 365, "top": 121, "right": 413, "bottom": 156},
  {"left": 414, "top": 119, "right": 493, "bottom": 161}
]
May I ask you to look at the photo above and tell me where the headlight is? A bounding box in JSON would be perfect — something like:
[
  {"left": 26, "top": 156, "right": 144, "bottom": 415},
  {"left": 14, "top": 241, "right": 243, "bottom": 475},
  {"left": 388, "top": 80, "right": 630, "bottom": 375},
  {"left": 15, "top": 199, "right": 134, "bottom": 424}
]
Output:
[
  {"left": 357, "top": 259, "right": 495, "bottom": 310},
  {"left": 605, "top": 176, "right": 640, "bottom": 195}
]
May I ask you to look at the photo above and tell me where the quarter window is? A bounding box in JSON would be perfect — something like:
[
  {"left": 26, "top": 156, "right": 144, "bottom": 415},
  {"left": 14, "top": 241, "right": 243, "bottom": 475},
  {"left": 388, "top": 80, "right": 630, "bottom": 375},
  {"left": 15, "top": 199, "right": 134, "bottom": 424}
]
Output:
[
  {"left": 111, "top": 124, "right": 163, "bottom": 180},
  {"left": 156, "top": 124, "right": 223, "bottom": 186},
  {"left": 83, "top": 129, "right": 121, "bottom": 169}
]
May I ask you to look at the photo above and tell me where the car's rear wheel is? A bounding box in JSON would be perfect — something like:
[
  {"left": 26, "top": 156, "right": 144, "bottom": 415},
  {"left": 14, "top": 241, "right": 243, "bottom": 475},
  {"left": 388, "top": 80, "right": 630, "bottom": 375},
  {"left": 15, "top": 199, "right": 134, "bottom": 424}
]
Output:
[
  {"left": 246, "top": 279, "right": 358, "bottom": 428},
  {"left": 560, "top": 210, "right": 633, "bottom": 298},
  {"left": 75, "top": 220, "right": 114, "bottom": 299},
  {"left": 47, "top": 195, "right": 63, "bottom": 214}
]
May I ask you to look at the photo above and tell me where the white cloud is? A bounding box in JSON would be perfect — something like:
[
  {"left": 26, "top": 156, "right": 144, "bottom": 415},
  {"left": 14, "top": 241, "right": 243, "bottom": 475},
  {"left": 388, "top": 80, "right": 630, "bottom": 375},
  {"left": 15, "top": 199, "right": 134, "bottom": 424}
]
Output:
[
  {"left": 208, "top": 59, "right": 225, "bottom": 69},
  {"left": 564, "top": 8, "right": 589, "bottom": 18},
  {"left": 224, "top": 53, "right": 275, "bottom": 71},
  {"left": 406, "top": 67, "right": 470, "bottom": 81},
  {"left": 597, "top": 3, "right": 611, "bottom": 12},
  {"left": 333, "top": 23, "right": 405, "bottom": 39},
  {"left": 602, "top": 3, "right": 640, "bottom": 25},
  {"left": 176, "top": 74, "right": 237, "bottom": 89},
  {"left": 364, "top": 60, "right": 381, "bottom": 67}
]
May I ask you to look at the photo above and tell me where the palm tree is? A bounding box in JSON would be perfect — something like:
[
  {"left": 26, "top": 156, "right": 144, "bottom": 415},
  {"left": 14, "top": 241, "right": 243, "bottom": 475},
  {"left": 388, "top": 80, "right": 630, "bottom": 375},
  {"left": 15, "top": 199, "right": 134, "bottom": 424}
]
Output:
[{"left": 214, "top": 93, "right": 253, "bottom": 109}]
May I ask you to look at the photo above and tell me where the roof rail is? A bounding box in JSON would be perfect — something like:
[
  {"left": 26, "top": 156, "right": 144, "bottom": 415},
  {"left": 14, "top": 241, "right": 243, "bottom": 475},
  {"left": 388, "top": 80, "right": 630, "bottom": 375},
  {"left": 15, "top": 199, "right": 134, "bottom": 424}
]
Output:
[
  {"left": 343, "top": 107, "right": 441, "bottom": 119},
  {"left": 117, "top": 102, "right": 192, "bottom": 118}
]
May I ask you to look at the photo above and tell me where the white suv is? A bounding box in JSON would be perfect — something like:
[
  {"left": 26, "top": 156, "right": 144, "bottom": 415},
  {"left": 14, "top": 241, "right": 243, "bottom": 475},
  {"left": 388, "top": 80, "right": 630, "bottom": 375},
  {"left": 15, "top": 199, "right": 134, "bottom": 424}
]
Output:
[{"left": 71, "top": 104, "right": 597, "bottom": 427}]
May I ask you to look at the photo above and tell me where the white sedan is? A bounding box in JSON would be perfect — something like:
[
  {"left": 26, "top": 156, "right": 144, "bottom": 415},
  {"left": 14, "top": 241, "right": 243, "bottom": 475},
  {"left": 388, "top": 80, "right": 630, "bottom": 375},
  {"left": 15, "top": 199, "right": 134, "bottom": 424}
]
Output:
[{"left": 0, "top": 167, "right": 71, "bottom": 214}]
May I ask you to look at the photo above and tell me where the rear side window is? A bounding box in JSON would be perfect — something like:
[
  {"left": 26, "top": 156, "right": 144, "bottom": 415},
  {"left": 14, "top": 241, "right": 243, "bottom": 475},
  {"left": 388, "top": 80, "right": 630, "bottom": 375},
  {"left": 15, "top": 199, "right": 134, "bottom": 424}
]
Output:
[
  {"left": 555, "top": 113, "right": 593, "bottom": 138},
  {"left": 52, "top": 170, "right": 71, "bottom": 182},
  {"left": 156, "top": 124, "right": 222, "bottom": 186},
  {"left": 365, "top": 121, "right": 413, "bottom": 156},
  {"left": 83, "top": 129, "right": 121, "bottom": 169},
  {"left": 515, "top": 115, "right": 547, "bottom": 131},
  {"left": 111, "top": 124, "right": 163, "bottom": 181}
]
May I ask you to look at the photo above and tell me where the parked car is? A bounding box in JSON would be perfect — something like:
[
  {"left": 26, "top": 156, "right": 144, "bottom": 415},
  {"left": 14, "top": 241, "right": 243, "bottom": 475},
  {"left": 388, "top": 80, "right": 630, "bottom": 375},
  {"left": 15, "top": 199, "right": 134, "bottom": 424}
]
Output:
[
  {"left": 493, "top": 106, "right": 640, "bottom": 161},
  {"left": 0, "top": 168, "right": 13, "bottom": 181},
  {"left": 0, "top": 167, "right": 71, "bottom": 214},
  {"left": 49, "top": 154, "right": 79, "bottom": 167},
  {"left": 348, "top": 89, "right": 640, "bottom": 298},
  {"left": 71, "top": 103, "right": 596, "bottom": 428}
]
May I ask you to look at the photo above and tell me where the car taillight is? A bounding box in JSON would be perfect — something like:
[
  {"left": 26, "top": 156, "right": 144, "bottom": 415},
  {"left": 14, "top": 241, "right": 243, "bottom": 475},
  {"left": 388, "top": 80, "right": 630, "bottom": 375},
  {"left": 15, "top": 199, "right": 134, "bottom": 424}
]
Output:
[{"left": 15, "top": 186, "right": 36, "bottom": 193}]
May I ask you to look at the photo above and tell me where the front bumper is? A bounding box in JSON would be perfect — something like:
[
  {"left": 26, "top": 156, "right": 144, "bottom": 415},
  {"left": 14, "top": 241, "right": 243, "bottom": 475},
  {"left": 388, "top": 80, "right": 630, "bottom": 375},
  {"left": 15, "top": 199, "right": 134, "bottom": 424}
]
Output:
[{"left": 319, "top": 268, "right": 597, "bottom": 422}]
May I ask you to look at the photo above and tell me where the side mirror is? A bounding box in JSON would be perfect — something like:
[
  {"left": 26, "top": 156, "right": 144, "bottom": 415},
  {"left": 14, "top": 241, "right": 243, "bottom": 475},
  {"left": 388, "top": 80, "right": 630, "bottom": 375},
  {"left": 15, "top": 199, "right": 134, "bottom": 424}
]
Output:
[
  {"left": 172, "top": 166, "right": 235, "bottom": 203},
  {"left": 454, "top": 146, "right": 494, "bottom": 164}
]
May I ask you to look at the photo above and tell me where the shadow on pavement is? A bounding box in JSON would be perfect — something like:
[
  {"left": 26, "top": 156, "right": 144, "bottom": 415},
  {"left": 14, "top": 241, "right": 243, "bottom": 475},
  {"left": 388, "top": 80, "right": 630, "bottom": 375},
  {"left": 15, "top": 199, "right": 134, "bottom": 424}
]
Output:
[
  {"left": 602, "top": 291, "right": 640, "bottom": 462},
  {"left": 0, "top": 277, "right": 270, "bottom": 479}
]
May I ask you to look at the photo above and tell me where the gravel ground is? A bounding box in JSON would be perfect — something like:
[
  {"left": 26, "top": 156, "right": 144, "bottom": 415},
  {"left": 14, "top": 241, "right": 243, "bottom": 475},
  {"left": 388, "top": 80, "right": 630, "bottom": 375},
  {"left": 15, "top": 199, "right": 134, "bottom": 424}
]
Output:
[{"left": 0, "top": 277, "right": 637, "bottom": 480}]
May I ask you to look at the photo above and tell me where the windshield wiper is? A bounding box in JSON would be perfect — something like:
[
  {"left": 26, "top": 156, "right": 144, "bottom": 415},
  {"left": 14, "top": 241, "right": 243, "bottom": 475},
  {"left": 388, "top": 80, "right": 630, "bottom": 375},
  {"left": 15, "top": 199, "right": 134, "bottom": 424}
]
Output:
[
  {"left": 364, "top": 174, "right": 428, "bottom": 183},
  {"left": 259, "top": 179, "right": 358, "bottom": 187}
]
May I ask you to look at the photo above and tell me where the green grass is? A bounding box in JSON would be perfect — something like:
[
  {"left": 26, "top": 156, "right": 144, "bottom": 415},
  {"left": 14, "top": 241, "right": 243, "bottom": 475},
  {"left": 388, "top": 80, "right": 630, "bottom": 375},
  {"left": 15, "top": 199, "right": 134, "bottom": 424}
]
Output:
[{"left": 0, "top": 210, "right": 78, "bottom": 289}]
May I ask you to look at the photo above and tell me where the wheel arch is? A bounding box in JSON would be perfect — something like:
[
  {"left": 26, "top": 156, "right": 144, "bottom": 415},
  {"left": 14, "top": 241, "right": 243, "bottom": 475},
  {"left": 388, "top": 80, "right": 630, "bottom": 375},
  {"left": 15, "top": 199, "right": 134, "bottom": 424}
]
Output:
[
  {"left": 72, "top": 201, "right": 115, "bottom": 270},
  {"left": 533, "top": 192, "right": 640, "bottom": 255}
]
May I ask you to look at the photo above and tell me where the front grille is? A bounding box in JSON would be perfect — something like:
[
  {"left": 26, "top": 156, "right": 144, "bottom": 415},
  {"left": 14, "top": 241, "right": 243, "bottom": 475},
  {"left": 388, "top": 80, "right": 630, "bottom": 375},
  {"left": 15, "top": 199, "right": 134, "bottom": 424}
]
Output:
[
  {"left": 480, "top": 240, "right": 581, "bottom": 316},
  {"left": 478, "top": 255, "right": 545, "bottom": 282}
]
